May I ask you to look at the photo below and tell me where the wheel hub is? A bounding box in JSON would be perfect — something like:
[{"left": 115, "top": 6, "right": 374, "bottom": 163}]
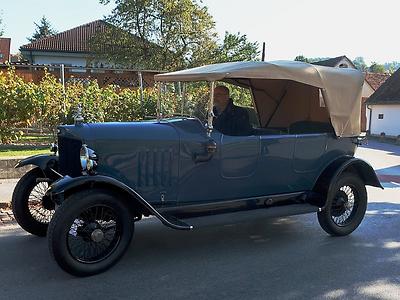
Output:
[
  {"left": 41, "top": 194, "right": 55, "bottom": 210},
  {"left": 91, "top": 229, "right": 105, "bottom": 243},
  {"left": 332, "top": 191, "right": 348, "bottom": 217}
]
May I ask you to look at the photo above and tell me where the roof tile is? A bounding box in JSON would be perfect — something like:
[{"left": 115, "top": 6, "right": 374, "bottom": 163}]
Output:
[
  {"left": 367, "top": 69, "right": 400, "bottom": 104},
  {"left": 20, "top": 20, "right": 107, "bottom": 53}
]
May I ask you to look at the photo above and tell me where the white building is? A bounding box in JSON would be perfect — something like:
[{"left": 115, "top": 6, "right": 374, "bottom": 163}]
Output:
[
  {"left": 367, "top": 68, "right": 400, "bottom": 137},
  {"left": 20, "top": 20, "right": 109, "bottom": 67}
]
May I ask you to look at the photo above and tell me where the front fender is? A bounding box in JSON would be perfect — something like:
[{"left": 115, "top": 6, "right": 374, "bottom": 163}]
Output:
[
  {"left": 47, "top": 175, "right": 192, "bottom": 231},
  {"left": 15, "top": 154, "right": 58, "bottom": 171}
]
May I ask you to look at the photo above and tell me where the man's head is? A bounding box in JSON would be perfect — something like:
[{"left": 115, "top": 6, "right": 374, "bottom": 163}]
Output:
[{"left": 213, "top": 85, "right": 230, "bottom": 113}]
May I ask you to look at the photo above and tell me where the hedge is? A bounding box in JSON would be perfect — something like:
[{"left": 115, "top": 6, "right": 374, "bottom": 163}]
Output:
[{"left": 0, "top": 67, "right": 252, "bottom": 143}]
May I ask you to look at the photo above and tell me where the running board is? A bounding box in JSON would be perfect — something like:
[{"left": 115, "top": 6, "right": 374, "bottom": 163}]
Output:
[{"left": 161, "top": 203, "right": 318, "bottom": 230}]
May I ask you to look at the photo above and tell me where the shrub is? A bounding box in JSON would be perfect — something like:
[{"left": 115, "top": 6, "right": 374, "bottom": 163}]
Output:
[{"left": 0, "top": 69, "right": 252, "bottom": 143}]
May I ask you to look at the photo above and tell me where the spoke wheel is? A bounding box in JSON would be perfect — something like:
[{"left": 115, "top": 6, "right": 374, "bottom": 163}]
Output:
[
  {"left": 28, "top": 181, "right": 54, "bottom": 224},
  {"left": 12, "top": 168, "right": 55, "bottom": 237},
  {"left": 48, "top": 189, "right": 134, "bottom": 277},
  {"left": 317, "top": 173, "right": 367, "bottom": 236},
  {"left": 67, "top": 205, "right": 121, "bottom": 264},
  {"left": 330, "top": 185, "right": 358, "bottom": 227}
]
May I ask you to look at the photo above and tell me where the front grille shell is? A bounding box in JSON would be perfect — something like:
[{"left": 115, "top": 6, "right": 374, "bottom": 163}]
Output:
[{"left": 58, "top": 135, "right": 82, "bottom": 177}]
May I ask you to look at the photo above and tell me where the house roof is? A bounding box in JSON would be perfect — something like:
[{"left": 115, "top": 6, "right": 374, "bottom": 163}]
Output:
[
  {"left": 312, "top": 55, "right": 357, "bottom": 69},
  {"left": 367, "top": 68, "right": 400, "bottom": 104},
  {"left": 20, "top": 20, "right": 108, "bottom": 53},
  {"left": 364, "top": 72, "right": 390, "bottom": 91}
]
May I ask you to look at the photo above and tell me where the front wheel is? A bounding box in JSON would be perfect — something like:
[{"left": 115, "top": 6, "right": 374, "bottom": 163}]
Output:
[
  {"left": 48, "top": 189, "right": 134, "bottom": 277},
  {"left": 317, "top": 173, "right": 367, "bottom": 236}
]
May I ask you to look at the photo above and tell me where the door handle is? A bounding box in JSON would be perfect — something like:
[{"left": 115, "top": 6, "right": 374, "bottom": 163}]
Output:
[{"left": 193, "top": 139, "right": 217, "bottom": 163}]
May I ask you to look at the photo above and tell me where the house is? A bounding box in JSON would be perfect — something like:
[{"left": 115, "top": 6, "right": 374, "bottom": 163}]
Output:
[
  {"left": 313, "top": 56, "right": 389, "bottom": 131},
  {"left": 20, "top": 20, "right": 108, "bottom": 67},
  {"left": 0, "top": 38, "right": 11, "bottom": 63},
  {"left": 366, "top": 68, "right": 400, "bottom": 137}
]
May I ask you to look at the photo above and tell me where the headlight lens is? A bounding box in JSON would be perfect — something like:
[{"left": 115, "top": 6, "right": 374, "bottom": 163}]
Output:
[{"left": 80, "top": 144, "right": 97, "bottom": 173}]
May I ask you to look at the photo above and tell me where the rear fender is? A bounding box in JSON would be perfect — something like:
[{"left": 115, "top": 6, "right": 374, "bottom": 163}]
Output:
[
  {"left": 47, "top": 175, "right": 192, "bottom": 231},
  {"left": 313, "top": 156, "right": 383, "bottom": 208}
]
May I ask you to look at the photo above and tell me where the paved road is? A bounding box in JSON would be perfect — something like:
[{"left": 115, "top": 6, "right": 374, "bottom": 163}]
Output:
[{"left": 0, "top": 141, "right": 399, "bottom": 300}]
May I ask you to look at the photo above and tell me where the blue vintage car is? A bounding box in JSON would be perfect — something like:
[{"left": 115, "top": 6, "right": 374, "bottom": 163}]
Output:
[{"left": 12, "top": 61, "right": 382, "bottom": 276}]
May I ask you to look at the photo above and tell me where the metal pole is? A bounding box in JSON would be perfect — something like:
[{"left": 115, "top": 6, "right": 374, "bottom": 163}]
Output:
[
  {"left": 60, "top": 64, "right": 67, "bottom": 122},
  {"left": 207, "top": 81, "right": 215, "bottom": 137},
  {"left": 157, "top": 82, "right": 161, "bottom": 122},
  {"left": 182, "top": 83, "right": 186, "bottom": 116},
  {"left": 138, "top": 71, "right": 144, "bottom": 115},
  {"left": 60, "top": 64, "right": 65, "bottom": 92},
  {"left": 178, "top": 82, "right": 183, "bottom": 116}
]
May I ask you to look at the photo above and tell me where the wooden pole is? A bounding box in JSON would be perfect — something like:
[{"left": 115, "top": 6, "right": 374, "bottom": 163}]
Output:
[{"left": 261, "top": 42, "right": 266, "bottom": 61}]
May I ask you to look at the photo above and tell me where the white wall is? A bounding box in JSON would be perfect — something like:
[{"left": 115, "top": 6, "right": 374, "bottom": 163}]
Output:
[
  {"left": 32, "top": 55, "right": 87, "bottom": 67},
  {"left": 370, "top": 104, "right": 400, "bottom": 136}
]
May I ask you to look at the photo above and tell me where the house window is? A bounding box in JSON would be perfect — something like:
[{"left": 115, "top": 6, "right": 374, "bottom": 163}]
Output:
[
  {"left": 378, "top": 114, "right": 384, "bottom": 119},
  {"left": 338, "top": 63, "right": 348, "bottom": 68},
  {"left": 0, "top": 53, "right": 3, "bottom": 59}
]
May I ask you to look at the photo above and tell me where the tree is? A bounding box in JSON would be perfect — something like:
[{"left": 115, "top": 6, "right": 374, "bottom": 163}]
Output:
[
  {"left": 384, "top": 61, "right": 400, "bottom": 74},
  {"left": 353, "top": 57, "right": 367, "bottom": 71},
  {"left": 212, "top": 32, "right": 259, "bottom": 63},
  {"left": 369, "top": 62, "right": 385, "bottom": 73},
  {"left": 94, "top": 0, "right": 217, "bottom": 70},
  {"left": 28, "top": 16, "right": 57, "bottom": 42},
  {"left": 294, "top": 55, "right": 309, "bottom": 63},
  {"left": 0, "top": 16, "right": 3, "bottom": 37}
]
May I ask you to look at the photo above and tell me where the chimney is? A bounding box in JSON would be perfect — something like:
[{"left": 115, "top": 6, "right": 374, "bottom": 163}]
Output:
[{"left": 0, "top": 38, "right": 11, "bottom": 63}]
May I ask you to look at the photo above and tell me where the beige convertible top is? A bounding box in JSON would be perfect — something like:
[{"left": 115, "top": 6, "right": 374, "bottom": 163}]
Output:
[{"left": 155, "top": 61, "right": 364, "bottom": 137}]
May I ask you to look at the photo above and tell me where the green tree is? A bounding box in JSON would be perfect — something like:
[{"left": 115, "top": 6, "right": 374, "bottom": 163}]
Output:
[
  {"left": 384, "top": 61, "right": 400, "bottom": 74},
  {"left": 0, "top": 15, "right": 4, "bottom": 37},
  {"left": 95, "top": 0, "right": 217, "bottom": 70},
  {"left": 369, "top": 62, "right": 385, "bottom": 73},
  {"left": 212, "top": 31, "right": 259, "bottom": 63},
  {"left": 28, "top": 16, "right": 57, "bottom": 42},
  {"left": 353, "top": 56, "right": 367, "bottom": 71},
  {"left": 294, "top": 55, "right": 309, "bottom": 63}
]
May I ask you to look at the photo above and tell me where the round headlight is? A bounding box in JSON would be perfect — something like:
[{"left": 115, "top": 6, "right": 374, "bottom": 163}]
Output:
[{"left": 80, "top": 144, "right": 97, "bottom": 173}]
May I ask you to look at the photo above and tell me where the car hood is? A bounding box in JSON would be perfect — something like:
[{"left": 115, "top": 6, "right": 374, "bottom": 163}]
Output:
[{"left": 58, "top": 121, "right": 179, "bottom": 144}]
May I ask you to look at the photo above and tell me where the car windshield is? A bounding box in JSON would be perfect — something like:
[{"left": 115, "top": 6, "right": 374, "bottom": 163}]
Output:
[{"left": 158, "top": 81, "right": 258, "bottom": 126}]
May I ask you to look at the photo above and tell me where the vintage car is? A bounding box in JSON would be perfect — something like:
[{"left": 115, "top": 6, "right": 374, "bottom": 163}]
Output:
[{"left": 12, "top": 61, "right": 382, "bottom": 276}]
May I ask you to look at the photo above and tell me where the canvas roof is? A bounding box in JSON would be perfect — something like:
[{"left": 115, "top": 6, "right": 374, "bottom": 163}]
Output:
[{"left": 155, "top": 61, "right": 364, "bottom": 137}]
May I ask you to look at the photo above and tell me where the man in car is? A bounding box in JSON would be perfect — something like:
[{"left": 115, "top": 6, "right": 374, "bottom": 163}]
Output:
[{"left": 212, "top": 85, "right": 252, "bottom": 136}]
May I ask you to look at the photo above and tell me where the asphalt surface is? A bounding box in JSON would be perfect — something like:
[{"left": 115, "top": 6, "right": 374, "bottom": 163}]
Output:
[{"left": 0, "top": 141, "right": 399, "bottom": 300}]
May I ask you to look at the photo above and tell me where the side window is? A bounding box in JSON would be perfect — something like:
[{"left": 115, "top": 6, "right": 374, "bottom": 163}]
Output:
[{"left": 229, "top": 85, "right": 259, "bottom": 128}]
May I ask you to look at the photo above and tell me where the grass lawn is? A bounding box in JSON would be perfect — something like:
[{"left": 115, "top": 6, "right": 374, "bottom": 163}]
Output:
[
  {"left": 0, "top": 148, "right": 51, "bottom": 158},
  {"left": 0, "top": 133, "right": 54, "bottom": 158}
]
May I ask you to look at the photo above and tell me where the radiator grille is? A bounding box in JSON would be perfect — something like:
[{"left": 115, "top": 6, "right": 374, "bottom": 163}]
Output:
[{"left": 58, "top": 136, "right": 82, "bottom": 177}]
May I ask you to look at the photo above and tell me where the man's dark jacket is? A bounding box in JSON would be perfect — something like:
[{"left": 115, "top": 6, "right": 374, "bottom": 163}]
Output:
[{"left": 213, "top": 99, "right": 252, "bottom": 136}]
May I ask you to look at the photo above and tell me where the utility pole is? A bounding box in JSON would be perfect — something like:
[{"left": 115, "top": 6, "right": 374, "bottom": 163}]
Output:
[
  {"left": 261, "top": 42, "right": 265, "bottom": 61},
  {"left": 261, "top": 42, "right": 266, "bottom": 61}
]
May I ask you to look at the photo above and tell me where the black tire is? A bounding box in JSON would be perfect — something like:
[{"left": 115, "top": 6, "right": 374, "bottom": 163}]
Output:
[
  {"left": 48, "top": 189, "right": 134, "bottom": 277},
  {"left": 317, "top": 173, "right": 367, "bottom": 236},
  {"left": 12, "top": 168, "right": 55, "bottom": 237}
]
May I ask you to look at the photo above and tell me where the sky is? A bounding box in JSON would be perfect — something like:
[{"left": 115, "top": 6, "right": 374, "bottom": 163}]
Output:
[{"left": 2, "top": 0, "right": 399, "bottom": 64}]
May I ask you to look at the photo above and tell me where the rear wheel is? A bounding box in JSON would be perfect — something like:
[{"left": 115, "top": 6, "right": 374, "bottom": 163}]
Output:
[
  {"left": 317, "top": 173, "right": 367, "bottom": 236},
  {"left": 48, "top": 189, "right": 134, "bottom": 277},
  {"left": 12, "top": 168, "right": 55, "bottom": 236}
]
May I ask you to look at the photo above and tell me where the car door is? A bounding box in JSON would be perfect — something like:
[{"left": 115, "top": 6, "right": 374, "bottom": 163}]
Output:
[
  {"left": 257, "top": 134, "right": 298, "bottom": 194},
  {"left": 176, "top": 128, "right": 261, "bottom": 203}
]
